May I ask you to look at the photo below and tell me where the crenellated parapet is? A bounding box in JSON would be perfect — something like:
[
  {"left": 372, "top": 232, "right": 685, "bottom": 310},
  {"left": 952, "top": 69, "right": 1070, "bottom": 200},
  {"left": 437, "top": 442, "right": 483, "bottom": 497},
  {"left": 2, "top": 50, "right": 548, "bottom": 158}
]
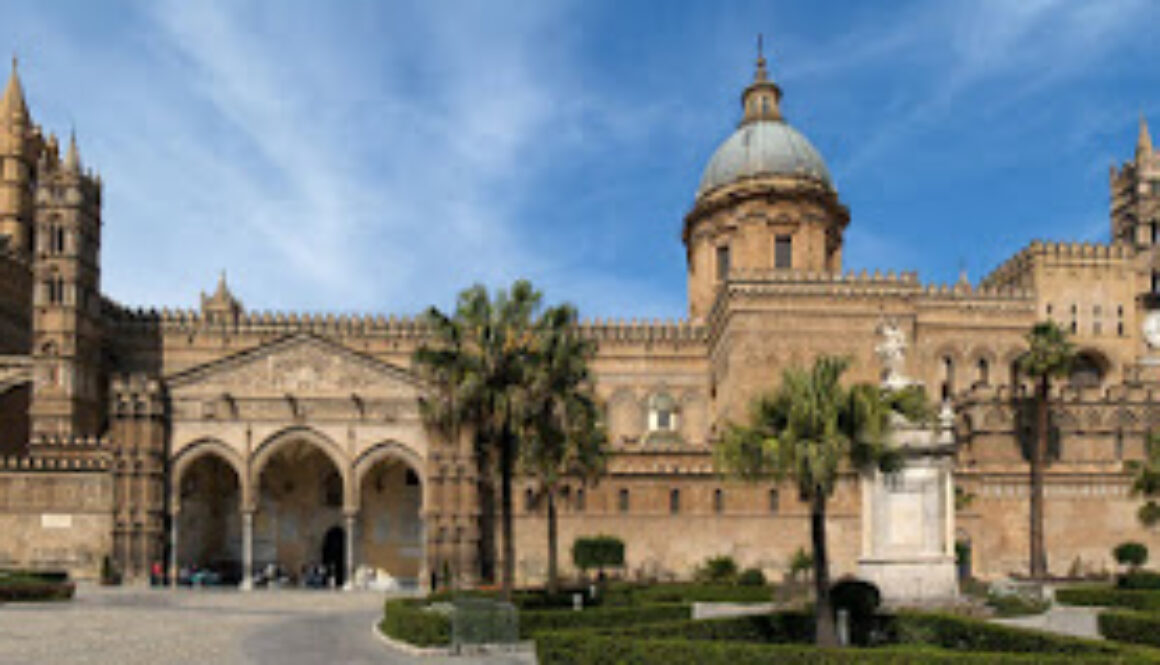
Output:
[
  {"left": 102, "top": 300, "right": 708, "bottom": 349},
  {"left": 981, "top": 240, "right": 1134, "bottom": 291},
  {"left": 0, "top": 453, "right": 110, "bottom": 472},
  {"left": 577, "top": 319, "right": 705, "bottom": 346}
]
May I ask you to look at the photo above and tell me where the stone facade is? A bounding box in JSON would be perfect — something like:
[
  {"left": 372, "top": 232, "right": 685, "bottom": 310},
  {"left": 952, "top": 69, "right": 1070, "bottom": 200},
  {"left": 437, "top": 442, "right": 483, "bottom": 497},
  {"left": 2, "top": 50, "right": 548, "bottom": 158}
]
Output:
[{"left": 0, "top": 53, "right": 1158, "bottom": 588}]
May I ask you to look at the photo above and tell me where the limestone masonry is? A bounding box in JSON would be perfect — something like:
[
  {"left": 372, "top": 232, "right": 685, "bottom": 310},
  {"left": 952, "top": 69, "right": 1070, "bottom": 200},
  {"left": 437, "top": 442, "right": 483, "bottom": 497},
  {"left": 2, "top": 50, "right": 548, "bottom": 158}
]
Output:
[{"left": 1, "top": 51, "right": 1158, "bottom": 589}]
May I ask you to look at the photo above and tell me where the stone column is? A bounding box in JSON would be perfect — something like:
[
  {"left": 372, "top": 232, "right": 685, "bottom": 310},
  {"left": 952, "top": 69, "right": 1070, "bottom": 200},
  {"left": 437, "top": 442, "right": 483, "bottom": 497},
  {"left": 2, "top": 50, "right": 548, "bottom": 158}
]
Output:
[
  {"left": 169, "top": 511, "right": 180, "bottom": 588},
  {"left": 343, "top": 512, "right": 357, "bottom": 590},
  {"left": 240, "top": 510, "right": 254, "bottom": 591}
]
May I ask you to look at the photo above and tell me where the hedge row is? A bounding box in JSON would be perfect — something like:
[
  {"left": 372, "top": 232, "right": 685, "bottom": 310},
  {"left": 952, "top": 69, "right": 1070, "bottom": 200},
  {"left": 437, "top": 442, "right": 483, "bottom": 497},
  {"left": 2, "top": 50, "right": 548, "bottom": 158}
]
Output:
[
  {"left": 615, "top": 583, "right": 774, "bottom": 605},
  {"left": 0, "top": 571, "right": 74, "bottom": 602},
  {"left": 574, "top": 610, "right": 1118, "bottom": 657},
  {"left": 534, "top": 634, "right": 1153, "bottom": 665},
  {"left": 380, "top": 599, "right": 451, "bottom": 647},
  {"left": 381, "top": 598, "right": 691, "bottom": 646},
  {"left": 0, "top": 580, "right": 74, "bottom": 602},
  {"left": 1100, "top": 610, "right": 1160, "bottom": 648},
  {"left": 889, "top": 612, "right": 1119, "bottom": 656},
  {"left": 520, "top": 603, "right": 690, "bottom": 637},
  {"left": 1056, "top": 587, "right": 1160, "bottom": 612}
]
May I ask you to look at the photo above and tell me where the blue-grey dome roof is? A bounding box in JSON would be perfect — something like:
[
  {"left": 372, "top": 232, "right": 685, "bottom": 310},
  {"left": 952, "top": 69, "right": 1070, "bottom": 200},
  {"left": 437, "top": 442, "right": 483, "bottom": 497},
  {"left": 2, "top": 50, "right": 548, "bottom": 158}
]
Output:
[{"left": 697, "top": 120, "right": 832, "bottom": 196}]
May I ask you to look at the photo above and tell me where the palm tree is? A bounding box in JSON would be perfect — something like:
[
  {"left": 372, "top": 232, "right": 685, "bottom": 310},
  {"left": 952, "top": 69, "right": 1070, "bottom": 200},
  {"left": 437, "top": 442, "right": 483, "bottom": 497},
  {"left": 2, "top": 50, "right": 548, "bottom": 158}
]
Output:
[
  {"left": 1127, "top": 431, "right": 1160, "bottom": 527},
  {"left": 517, "top": 304, "right": 607, "bottom": 593},
  {"left": 1018, "top": 321, "right": 1074, "bottom": 579},
  {"left": 414, "top": 280, "right": 542, "bottom": 597},
  {"left": 716, "top": 355, "right": 926, "bottom": 646}
]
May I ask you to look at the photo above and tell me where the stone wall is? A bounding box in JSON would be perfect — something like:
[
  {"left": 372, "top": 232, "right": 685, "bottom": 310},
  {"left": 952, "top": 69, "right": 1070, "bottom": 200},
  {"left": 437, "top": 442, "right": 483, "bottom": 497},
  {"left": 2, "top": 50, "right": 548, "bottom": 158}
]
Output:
[{"left": 0, "top": 470, "right": 113, "bottom": 578}]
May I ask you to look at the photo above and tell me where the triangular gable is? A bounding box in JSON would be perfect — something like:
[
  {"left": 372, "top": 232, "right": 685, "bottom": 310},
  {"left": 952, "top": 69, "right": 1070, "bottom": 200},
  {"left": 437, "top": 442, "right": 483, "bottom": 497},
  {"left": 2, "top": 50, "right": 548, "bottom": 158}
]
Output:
[{"left": 166, "top": 333, "right": 422, "bottom": 397}]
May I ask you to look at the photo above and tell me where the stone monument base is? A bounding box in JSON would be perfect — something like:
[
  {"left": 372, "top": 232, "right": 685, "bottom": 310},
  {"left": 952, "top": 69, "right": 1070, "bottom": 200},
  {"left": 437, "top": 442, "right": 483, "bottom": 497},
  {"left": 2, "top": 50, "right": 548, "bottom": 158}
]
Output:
[{"left": 859, "top": 555, "right": 958, "bottom": 603}]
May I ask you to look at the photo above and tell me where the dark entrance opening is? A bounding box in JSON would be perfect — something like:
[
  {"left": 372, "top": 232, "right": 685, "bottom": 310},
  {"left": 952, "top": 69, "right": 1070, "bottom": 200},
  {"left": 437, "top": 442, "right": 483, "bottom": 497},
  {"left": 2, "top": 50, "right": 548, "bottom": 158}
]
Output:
[{"left": 322, "top": 526, "right": 345, "bottom": 587}]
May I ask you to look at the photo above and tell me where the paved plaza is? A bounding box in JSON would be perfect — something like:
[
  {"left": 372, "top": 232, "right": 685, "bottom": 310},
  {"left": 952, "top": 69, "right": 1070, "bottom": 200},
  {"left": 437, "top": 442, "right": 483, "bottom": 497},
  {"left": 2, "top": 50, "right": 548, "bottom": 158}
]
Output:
[{"left": 0, "top": 586, "right": 533, "bottom": 665}]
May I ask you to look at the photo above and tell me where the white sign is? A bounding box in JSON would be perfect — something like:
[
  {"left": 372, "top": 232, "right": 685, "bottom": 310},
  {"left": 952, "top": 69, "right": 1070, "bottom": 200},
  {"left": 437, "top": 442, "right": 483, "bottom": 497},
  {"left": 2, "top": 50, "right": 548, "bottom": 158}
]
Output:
[{"left": 40, "top": 514, "right": 73, "bottom": 529}]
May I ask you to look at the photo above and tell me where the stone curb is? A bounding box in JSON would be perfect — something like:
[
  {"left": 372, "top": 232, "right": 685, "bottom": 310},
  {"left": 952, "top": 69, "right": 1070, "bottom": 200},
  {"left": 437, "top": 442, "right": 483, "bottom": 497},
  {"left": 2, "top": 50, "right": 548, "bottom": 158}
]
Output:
[
  {"left": 371, "top": 622, "right": 538, "bottom": 660},
  {"left": 371, "top": 621, "right": 453, "bottom": 657}
]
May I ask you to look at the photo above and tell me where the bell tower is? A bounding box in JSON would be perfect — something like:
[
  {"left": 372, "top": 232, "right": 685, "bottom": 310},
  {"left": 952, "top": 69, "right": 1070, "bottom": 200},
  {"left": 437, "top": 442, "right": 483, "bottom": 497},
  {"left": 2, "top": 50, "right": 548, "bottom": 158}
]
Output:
[
  {"left": 1111, "top": 115, "right": 1160, "bottom": 248},
  {"left": 0, "top": 58, "right": 44, "bottom": 259},
  {"left": 29, "top": 132, "right": 104, "bottom": 437}
]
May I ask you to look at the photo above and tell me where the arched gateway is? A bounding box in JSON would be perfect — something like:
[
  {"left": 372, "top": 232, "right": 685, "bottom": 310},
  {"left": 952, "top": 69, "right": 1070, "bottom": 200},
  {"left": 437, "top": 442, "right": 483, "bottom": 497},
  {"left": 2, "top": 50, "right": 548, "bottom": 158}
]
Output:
[{"left": 164, "top": 334, "right": 439, "bottom": 588}]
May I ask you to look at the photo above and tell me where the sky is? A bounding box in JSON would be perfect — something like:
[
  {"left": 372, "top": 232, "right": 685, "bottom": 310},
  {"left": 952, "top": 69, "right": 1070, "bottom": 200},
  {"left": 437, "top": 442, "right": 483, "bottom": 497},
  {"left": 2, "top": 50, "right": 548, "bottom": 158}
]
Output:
[{"left": 2, "top": 0, "right": 1159, "bottom": 320}]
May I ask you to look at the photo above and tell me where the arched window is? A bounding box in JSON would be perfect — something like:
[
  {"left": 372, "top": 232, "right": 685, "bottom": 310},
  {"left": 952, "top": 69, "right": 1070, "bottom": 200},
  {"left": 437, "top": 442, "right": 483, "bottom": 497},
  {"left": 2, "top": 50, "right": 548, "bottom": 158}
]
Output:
[
  {"left": 713, "top": 488, "right": 724, "bottom": 514},
  {"left": 768, "top": 488, "right": 780, "bottom": 514},
  {"left": 669, "top": 489, "right": 681, "bottom": 514},
  {"left": 618, "top": 488, "right": 630, "bottom": 514},
  {"left": 976, "top": 358, "right": 989, "bottom": 386},
  {"left": 940, "top": 356, "right": 955, "bottom": 402},
  {"left": 1069, "top": 352, "right": 1105, "bottom": 389},
  {"left": 575, "top": 488, "right": 586, "bottom": 512},
  {"left": 648, "top": 392, "right": 679, "bottom": 434}
]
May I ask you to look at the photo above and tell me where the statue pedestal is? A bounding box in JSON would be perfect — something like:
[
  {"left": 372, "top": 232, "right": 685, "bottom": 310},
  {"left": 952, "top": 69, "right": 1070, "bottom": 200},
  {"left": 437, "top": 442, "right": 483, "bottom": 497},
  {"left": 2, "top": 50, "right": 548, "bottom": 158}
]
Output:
[{"left": 858, "top": 414, "right": 958, "bottom": 604}]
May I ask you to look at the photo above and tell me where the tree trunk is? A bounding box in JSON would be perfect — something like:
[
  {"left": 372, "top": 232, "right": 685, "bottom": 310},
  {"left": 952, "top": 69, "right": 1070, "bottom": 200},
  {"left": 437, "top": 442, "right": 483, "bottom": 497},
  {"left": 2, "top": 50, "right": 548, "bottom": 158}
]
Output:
[
  {"left": 500, "top": 432, "right": 515, "bottom": 600},
  {"left": 810, "top": 488, "right": 838, "bottom": 647},
  {"left": 1029, "top": 375, "right": 1049, "bottom": 579},
  {"left": 547, "top": 488, "right": 559, "bottom": 594},
  {"left": 476, "top": 437, "right": 497, "bottom": 585}
]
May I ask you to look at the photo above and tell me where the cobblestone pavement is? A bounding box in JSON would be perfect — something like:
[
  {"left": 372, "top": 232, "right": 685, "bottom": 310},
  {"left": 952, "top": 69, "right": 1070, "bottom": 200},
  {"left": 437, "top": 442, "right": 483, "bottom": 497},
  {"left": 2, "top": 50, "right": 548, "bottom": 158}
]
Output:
[{"left": 0, "top": 585, "right": 534, "bottom": 665}]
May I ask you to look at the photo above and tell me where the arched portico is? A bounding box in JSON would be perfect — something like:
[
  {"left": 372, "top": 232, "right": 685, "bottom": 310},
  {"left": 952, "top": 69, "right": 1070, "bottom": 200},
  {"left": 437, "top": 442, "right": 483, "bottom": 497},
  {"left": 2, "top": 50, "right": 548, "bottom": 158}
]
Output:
[
  {"left": 354, "top": 442, "right": 426, "bottom": 586},
  {"left": 169, "top": 439, "right": 247, "bottom": 584}
]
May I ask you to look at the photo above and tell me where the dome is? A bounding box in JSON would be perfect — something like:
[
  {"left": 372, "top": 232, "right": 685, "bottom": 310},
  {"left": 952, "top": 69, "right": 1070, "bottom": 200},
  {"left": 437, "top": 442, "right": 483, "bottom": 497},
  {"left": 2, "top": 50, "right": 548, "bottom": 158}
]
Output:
[{"left": 697, "top": 119, "right": 832, "bottom": 197}]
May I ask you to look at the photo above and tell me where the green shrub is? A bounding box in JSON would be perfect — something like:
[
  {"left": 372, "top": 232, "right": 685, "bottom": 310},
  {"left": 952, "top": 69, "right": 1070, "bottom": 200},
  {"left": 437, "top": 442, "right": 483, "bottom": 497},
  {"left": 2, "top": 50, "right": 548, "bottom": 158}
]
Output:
[
  {"left": 737, "top": 568, "right": 766, "bottom": 587},
  {"left": 1118, "top": 571, "right": 1160, "bottom": 590},
  {"left": 985, "top": 591, "right": 1051, "bottom": 618},
  {"left": 788, "top": 547, "right": 813, "bottom": 582},
  {"left": 632, "top": 583, "right": 772, "bottom": 604},
  {"left": 695, "top": 555, "right": 739, "bottom": 584},
  {"left": 1056, "top": 587, "right": 1160, "bottom": 612},
  {"left": 889, "top": 611, "right": 1120, "bottom": 656},
  {"left": 520, "top": 603, "right": 689, "bottom": 638},
  {"left": 1115, "top": 542, "right": 1149, "bottom": 570},
  {"left": 572, "top": 535, "right": 625, "bottom": 575},
  {"left": 1099, "top": 609, "right": 1160, "bottom": 647},
  {"left": 380, "top": 598, "right": 451, "bottom": 647},
  {"left": 588, "top": 610, "right": 816, "bottom": 643},
  {"left": 534, "top": 633, "right": 1148, "bottom": 665}
]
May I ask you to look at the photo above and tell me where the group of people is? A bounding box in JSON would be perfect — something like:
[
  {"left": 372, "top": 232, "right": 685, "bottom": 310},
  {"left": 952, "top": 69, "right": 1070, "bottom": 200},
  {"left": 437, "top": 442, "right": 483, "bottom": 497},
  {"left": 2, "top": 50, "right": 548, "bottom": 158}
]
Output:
[{"left": 147, "top": 560, "right": 339, "bottom": 588}]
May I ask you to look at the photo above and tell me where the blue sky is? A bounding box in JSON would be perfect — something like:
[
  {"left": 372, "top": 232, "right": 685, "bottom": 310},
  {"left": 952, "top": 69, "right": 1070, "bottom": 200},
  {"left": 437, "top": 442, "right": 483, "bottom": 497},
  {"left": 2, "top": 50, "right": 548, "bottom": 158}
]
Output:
[{"left": 2, "top": 0, "right": 1158, "bottom": 319}]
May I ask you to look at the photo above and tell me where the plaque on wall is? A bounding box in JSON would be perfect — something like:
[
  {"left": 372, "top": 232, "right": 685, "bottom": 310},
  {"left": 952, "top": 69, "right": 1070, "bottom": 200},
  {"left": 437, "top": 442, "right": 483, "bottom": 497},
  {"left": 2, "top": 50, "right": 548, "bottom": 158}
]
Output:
[{"left": 40, "top": 513, "right": 73, "bottom": 529}]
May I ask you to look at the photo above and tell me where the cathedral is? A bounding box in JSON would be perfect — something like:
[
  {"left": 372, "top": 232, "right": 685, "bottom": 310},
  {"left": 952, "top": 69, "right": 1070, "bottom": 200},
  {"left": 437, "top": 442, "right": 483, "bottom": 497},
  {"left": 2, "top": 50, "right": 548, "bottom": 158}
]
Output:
[{"left": 0, "top": 50, "right": 1157, "bottom": 590}]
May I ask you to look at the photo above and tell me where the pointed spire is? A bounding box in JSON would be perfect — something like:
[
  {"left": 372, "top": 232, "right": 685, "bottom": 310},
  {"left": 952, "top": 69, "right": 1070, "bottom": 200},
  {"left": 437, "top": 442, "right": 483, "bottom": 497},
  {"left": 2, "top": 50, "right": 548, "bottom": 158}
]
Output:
[
  {"left": 1, "top": 55, "right": 29, "bottom": 124},
  {"left": 1138, "top": 113, "right": 1153, "bottom": 160},
  {"left": 63, "top": 130, "right": 81, "bottom": 172}
]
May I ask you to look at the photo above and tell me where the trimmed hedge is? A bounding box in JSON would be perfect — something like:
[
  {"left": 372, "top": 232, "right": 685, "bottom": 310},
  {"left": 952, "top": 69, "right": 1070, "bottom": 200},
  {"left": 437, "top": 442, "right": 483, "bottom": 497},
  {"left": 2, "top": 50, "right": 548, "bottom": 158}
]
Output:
[
  {"left": 0, "top": 571, "right": 74, "bottom": 602},
  {"left": 534, "top": 634, "right": 1153, "bottom": 665},
  {"left": 520, "top": 603, "right": 690, "bottom": 637},
  {"left": 1119, "top": 571, "right": 1160, "bottom": 590},
  {"left": 888, "top": 612, "right": 1120, "bottom": 656},
  {"left": 573, "top": 610, "right": 1118, "bottom": 656},
  {"left": 1057, "top": 587, "right": 1160, "bottom": 612},
  {"left": 603, "top": 582, "right": 774, "bottom": 605},
  {"left": 1100, "top": 610, "right": 1160, "bottom": 648},
  {"left": 381, "top": 597, "right": 689, "bottom": 646},
  {"left": 380, "top": 598, "right": 451, "bottom": 647}
]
